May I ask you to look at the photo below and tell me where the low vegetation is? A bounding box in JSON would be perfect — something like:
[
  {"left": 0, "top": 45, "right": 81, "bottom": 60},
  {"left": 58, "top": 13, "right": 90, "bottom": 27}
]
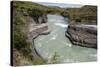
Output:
[{"left": 66, "top": 5, "right": 97, "bottom": 24}]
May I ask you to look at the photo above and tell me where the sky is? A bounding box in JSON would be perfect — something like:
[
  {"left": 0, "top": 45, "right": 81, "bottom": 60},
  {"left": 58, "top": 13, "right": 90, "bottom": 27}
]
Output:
[{"left": 36, "top": 2, "right": 83, "bottom": 8}]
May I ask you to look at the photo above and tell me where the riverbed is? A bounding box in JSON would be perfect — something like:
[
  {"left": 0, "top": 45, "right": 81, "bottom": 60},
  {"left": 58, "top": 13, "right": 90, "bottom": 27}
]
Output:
[{"left": 34, "top": 14, "right": 97, "bottom": 63}]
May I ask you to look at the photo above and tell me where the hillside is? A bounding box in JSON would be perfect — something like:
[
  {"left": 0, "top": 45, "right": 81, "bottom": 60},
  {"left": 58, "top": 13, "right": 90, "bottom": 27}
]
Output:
[
  {"left": 12, "top": 1, "right": 49, "bottom": 65},
  {"left": 66, "top": 5, "right": 97, "bottom": 24}
]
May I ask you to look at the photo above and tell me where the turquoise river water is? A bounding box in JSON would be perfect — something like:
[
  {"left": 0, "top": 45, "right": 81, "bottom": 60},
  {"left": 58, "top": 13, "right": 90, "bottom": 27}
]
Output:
[{"left": 34, "top": 14, "right": 97, "bottom": 63}]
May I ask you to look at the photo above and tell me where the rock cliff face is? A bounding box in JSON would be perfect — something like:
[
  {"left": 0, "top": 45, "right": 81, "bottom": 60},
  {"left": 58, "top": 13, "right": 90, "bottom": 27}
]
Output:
[
  {"left": 27, "top": 15, "right": 49, "bottom": 57},
  {"left": 27, "top": 14, "right": 49, "bottom": 40},
  {"left": 65, "top": 24, "right": 97, "bottom": 49}
]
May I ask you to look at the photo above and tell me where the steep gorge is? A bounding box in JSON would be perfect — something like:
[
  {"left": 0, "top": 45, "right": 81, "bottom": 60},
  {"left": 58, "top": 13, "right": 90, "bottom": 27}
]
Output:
[{"left": 12, "top": 1, "right": 97, "bottom": 66}]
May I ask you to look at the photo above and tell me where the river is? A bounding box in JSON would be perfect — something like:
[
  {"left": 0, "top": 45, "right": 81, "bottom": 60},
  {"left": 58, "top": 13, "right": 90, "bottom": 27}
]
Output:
[{"left": 34, "top": 14, "right": 97, "bottom": 63}]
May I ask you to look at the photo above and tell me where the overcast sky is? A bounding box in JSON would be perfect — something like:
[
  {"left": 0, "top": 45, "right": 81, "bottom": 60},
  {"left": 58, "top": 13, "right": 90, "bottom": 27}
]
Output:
[{"left": 36, "top": 2, "right": 83, "bottom": 8}]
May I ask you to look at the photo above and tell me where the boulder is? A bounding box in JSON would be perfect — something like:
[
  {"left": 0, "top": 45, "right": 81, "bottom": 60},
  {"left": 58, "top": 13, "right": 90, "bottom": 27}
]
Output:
[{"left": 65, "top": 24, "right": 97, "bottom": 49}]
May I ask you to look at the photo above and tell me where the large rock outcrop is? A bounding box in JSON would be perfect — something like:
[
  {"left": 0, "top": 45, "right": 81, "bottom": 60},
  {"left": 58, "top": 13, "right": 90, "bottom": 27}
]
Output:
[{"left": 65, "top": 24, "right": 97, "bottom": 49}]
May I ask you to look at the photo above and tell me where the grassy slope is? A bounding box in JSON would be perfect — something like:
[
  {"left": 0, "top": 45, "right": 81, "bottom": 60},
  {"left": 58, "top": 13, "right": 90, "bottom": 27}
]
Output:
[{"left": 66, "top": 5, "right": 97, "bottom": 24}]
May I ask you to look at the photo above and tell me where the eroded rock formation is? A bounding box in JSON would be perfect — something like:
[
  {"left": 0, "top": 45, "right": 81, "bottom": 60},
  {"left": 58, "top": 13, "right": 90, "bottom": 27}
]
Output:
[{"left": 65, "top": 24, "right": 97, "bottom": 49}]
